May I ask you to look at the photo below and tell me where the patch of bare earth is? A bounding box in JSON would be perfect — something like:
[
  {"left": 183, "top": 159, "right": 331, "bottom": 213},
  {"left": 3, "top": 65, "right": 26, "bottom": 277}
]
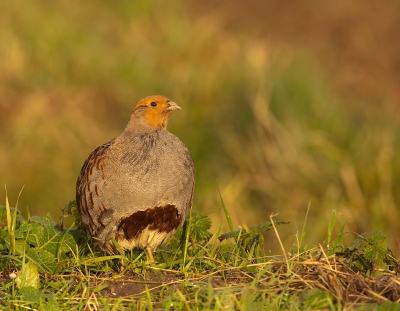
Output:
[{"left": 87, "top": 271, "right": 181, "bottom": 298}]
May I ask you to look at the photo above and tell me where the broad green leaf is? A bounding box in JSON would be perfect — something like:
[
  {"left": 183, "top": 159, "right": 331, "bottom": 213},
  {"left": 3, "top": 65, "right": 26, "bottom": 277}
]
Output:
[
  {"left": 15, "top": 222, "right": 46, "bottom": 246},
  {"left": 26, "top": 248, "right": 60, "bottom": 273},
  {"left": 15, "top": 261, "right": 40, "bottom": 289},
  {"left": 18, "top": 286, "right": 42, "bottom": 301},
  {"left": 11, "top": 214, "right": 77, "bottom": 273},
  {"left": 365, "top": 230, "right": 385, "bottom": 244},
  {"left": 364, "top": 244, "right": 387, "bottom": 267},
  {"left": 192, "top": 213, "right": 212, "bottom": 241}
]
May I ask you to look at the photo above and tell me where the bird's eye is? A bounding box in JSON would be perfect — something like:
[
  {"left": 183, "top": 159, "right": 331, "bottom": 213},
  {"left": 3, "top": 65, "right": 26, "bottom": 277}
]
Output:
[{"left": 150, "top": 102, "right": 157, "bottom": 107}]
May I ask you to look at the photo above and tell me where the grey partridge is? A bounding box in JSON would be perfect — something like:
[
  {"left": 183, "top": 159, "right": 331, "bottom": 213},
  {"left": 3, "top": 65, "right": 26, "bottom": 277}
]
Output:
[{"left": 76, "top": 95, "right": 195, "bottom": 261}]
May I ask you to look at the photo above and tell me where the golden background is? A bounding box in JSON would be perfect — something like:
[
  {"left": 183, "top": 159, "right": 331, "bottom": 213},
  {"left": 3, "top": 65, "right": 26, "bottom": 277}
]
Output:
[{"left": 1, "top": 0, "right": 400, "bottom": 253}]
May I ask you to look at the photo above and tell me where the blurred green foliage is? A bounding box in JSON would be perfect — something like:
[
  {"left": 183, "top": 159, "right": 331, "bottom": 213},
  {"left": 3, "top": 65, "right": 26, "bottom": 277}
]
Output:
[{"left": 1, "top": 0, "right": 399, "bottom": 253}]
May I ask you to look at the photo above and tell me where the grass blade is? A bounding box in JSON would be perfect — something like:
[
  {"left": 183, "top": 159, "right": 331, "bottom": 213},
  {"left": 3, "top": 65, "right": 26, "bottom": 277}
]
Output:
[{"left": 217, "top": 182, "right": 234, "bottom": 232}]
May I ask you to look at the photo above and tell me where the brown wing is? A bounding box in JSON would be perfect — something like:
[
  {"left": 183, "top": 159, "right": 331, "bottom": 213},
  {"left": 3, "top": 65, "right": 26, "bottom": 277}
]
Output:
[{"left": 76, "top": 139, "right": 114, "bottom": 237}]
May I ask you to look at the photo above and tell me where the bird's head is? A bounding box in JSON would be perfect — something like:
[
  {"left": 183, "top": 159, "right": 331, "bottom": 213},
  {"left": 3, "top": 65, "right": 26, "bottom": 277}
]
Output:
[{"left": 131, "top": 95, "right": 181, "bottom": 130}]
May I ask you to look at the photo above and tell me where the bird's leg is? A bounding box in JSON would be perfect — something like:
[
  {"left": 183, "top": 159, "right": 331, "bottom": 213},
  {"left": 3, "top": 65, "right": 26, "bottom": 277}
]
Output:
[
  {"left": 118, "top": 257, "right": 125, "bottom": 272},
  {"left": 145, "top": 246, "right": 154, "bottom": 262}
]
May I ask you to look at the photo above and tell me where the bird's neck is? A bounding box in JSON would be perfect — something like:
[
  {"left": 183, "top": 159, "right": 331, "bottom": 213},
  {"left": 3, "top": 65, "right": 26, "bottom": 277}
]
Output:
[{"left": 122, "top": 113, "right": 162, "bottom": 136}]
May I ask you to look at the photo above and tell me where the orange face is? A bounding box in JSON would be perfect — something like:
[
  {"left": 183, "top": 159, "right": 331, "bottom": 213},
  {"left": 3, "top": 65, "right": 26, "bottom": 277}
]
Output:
[{"left": 133, "top": 95, "right": 181, "bottom": 129}]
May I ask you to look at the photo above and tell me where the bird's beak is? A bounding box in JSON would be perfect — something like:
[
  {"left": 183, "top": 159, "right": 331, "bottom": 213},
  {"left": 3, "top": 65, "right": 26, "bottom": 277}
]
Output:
[{"left": 167, "top": 101, "right": 181, "bottom": 111}]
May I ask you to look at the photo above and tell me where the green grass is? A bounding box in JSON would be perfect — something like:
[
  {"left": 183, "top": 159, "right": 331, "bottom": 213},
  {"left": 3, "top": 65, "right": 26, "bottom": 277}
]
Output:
[
  {"left": 1, "top": 196, "right": 399, "bottom": 310},
  {"left": 1, "top": 1, "right": 400, "bottom": 309}
]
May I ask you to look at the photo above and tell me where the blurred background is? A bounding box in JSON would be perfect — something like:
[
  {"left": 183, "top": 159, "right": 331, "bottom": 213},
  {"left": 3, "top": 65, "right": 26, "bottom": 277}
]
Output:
[{"left": 1, "top": 0, "right": 400, "bottom": 254}]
